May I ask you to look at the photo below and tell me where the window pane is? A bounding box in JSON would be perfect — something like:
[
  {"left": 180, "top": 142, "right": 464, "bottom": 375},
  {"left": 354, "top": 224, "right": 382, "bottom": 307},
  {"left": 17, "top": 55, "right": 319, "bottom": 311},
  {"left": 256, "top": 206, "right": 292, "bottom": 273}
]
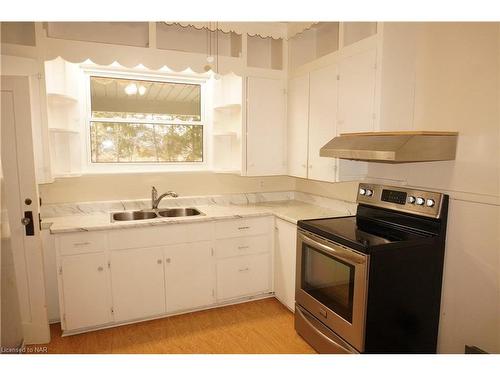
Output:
[
  {"left": 90, "top": 122, "right": 203, "bottom": 163},
  {"left": 90, "top": 77, "right": 201, "bottom": 122}
]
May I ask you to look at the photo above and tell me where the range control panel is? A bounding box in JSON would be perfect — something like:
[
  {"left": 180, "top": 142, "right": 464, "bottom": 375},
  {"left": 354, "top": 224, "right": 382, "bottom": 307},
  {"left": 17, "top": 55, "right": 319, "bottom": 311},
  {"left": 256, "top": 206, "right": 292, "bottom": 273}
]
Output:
[{"left": 357, "top": 183, "right": 444, "bottom": 218}]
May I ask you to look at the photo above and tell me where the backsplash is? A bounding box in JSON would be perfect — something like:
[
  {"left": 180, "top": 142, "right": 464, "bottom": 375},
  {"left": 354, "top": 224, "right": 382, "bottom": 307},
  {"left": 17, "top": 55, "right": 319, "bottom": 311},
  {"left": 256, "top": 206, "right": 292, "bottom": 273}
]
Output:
[{"left": 40, "top": 191, "right": 357, "bottom": 218}]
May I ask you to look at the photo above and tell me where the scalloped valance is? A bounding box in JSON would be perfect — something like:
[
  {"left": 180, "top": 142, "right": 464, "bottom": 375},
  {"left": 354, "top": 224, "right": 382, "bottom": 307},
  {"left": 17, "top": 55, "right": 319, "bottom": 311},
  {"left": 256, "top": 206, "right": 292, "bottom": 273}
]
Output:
[
  {"left": 163, "top": 21, "right": 319, "bottom": 39},
  {"left": 163, "top": 22, "right": 289, "bottom": 39}
]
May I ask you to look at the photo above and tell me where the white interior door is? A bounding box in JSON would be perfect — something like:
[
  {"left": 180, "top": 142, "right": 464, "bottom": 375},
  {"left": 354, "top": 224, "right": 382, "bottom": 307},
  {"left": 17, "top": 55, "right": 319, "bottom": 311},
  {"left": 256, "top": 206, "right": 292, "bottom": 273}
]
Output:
[
  {"left": 1, "top": 76, "right": 50, "bottom": 344},
  {"left": 337, "top": 48, "right": 377, "bottom": 133},
  {"left": 110, "top": 247, "right": 166, "bottom": 322},
  {"left": 287, "top": 74, "right": 310, "bottom": 178},
  {"left": 164, "top": 241, "right": 215, "bottom": 312},
  {"left": 308, "top": 64, "right": 339, "bottom": 182},
  {"left": 246, "top": 77, "right": 286, "bottom": 176}
]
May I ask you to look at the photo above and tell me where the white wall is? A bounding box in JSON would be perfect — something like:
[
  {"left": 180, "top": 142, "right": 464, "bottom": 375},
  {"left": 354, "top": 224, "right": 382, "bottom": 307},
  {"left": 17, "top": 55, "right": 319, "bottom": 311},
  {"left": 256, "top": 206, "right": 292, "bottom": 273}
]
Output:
[
  {"left": 367, "top": 22, "right": 500, "bottom": 354},
  {"left": 38, "top": 172, "right": 296, "bottom": 204}
]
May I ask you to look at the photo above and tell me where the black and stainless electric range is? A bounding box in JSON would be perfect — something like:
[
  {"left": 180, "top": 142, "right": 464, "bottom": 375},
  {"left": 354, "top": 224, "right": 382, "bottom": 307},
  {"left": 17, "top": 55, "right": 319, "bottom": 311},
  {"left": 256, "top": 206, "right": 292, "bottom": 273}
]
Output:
[{"left": 295, "top": 183, "right": 449, "bottom": 354}]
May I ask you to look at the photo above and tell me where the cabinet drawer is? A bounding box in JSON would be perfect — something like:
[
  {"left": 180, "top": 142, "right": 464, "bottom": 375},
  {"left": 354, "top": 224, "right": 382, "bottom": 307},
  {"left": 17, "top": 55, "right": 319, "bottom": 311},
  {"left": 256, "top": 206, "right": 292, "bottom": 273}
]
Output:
[
  {"left": 216, "top": 253, "right": 271, "bottom": 301},
  {"left": 108, "top": 222, "right": 213, "bottom": 250},
  {"left": 215, "top": 234, "right": 270, "bottom": 259},
  {"left": 215, "top": 217, "right": 271, "bottom": 239},
  {"left": 58, "top": 232, "right": 107, "bottom": 256}
]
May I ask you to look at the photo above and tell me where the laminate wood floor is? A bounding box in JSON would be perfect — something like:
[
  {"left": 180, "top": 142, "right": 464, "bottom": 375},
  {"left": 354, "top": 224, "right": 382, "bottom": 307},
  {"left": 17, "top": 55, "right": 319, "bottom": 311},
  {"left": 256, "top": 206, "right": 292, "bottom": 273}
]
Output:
[{"left": 29, "top": 298, "right": 316, "bottom": 354}]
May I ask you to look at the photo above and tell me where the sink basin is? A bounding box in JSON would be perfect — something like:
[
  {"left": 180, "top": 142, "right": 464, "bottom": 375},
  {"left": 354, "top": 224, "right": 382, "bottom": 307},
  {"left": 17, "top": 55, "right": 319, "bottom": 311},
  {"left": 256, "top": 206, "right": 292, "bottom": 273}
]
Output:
[
  {"left": 157, "top": 208, "right": 203, "bottom": 217},
  {"left": 112, "top": 211, "right": 158, "bottom": 221},
  {"left": 111, "top": 208, "right": 204, "bottom": 222}
]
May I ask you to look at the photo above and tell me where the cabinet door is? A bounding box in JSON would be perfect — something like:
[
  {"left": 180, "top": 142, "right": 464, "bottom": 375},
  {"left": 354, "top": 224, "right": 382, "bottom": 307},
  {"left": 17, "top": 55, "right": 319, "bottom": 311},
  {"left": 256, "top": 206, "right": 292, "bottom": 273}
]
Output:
[
  {"left": 60, "top": 253, "right": 111, "bottom": 331},
  {"left": 337, "top": 48, "right": 377, "bottom": 133},
  {"left": 216, "top": 253, "right": 271, "bottom": 301},
  {"left": 287, "top": 74, "right": 309, "bottom": 178},
  {"left": 246, "top": 77, "right": 286, "bottom": 176},
  {"left": 164, "top": 241, "right": 215, "bottom": 313},
  {"left": 308, "top": 64, "right": 338, "bottom": 182},
  {"left": 274, "top": 219, "right": 297, "bottom": 311},
  {"left": 110, "top": 247, "right": 166, "bottom": 322}
]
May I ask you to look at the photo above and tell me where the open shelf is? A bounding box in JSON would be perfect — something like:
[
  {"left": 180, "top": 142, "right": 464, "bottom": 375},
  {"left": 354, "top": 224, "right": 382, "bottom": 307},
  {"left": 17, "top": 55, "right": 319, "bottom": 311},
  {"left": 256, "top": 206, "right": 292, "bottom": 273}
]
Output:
[
  {"left": 156, "top": 23, "right": 242, "bottom": 57},
  {"left": 47, "top": 92, "right": 79, "bottom": 105},
  {"left": 48, "top": 127, "right": 80, "bottom": 134},
  {"left": 247, "top": 35, "right": 282, "bottom": 70},
  {"left": 289, "top": 22, "right": 339, "bottom": 70},
  {"left": 342, "top": 22, "right": 377, "bottom": 47}
]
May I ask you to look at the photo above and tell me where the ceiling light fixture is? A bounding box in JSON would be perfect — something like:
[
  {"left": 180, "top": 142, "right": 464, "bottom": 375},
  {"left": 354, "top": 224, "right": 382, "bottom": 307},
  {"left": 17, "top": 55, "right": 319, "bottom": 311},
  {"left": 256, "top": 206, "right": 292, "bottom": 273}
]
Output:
[{"left": 124, "top": 83, "right": 138, "bottom": 95}]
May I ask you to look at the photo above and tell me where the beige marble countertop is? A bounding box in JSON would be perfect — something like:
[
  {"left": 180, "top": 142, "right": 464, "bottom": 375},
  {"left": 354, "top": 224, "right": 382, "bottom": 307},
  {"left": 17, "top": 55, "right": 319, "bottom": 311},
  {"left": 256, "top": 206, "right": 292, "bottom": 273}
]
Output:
[{"left": 44, "top": 200, "right": 350, "bottom": 234}]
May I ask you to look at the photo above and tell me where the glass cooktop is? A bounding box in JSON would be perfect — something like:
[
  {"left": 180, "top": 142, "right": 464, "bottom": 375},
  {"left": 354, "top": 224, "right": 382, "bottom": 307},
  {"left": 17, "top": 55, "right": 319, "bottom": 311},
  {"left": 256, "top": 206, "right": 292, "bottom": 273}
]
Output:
[{"left": 298, "top": 216, "right": 432, "bottom": 251}]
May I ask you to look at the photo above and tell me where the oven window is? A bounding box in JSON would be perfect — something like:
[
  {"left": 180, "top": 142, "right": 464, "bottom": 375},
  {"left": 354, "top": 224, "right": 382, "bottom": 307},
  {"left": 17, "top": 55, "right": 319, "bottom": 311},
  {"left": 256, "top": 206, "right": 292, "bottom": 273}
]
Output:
[{"left": 301, "top": 245, "right": 355, "bottom": 323}]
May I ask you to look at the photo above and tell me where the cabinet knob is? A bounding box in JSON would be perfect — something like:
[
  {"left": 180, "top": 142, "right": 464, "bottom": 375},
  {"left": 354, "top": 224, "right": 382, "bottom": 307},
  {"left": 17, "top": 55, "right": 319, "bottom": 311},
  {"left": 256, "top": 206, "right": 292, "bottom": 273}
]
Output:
[
  {"left": 157, "top": 259, "right": 162, "bottom": 264},
  {"left": 166, "top": 258, "right": 171, "bottom": 263},
  {"left": 97, "top": 266, "right": 103, "bottom": 272}
]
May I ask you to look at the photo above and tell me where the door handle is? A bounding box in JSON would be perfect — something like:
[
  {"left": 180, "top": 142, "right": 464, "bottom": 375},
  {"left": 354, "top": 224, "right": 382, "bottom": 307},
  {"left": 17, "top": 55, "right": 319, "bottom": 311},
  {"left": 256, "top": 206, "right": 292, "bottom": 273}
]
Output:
[{"left": 22, "top": 211, "right": 34, "bottom": 236}]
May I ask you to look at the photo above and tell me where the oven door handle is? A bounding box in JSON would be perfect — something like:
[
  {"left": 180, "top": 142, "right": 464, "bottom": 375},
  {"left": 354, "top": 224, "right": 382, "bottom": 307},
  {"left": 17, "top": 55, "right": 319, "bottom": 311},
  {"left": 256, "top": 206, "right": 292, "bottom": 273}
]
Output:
[{"left": 299, "top": 232, "right": 367, "bottom": 265}]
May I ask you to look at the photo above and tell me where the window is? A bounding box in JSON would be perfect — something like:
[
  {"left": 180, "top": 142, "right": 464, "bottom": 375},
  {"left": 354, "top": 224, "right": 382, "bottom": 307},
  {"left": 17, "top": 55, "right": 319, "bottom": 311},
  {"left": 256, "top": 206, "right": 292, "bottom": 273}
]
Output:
[{"left": 89, "top": 76, "right": 204, "bottom": 164}]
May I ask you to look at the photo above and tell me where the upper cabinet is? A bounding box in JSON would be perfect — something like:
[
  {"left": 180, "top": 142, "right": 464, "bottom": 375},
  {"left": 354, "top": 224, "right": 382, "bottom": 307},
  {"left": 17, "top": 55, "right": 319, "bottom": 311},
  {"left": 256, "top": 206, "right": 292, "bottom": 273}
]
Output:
[
  {"left": 287, "top": 74, "right": 309, "bottom": 178},
  {"left": 286, "top": 22, "right": 424, "bottom": 183},
  {"left": 337, "top": 48, "right": 377, "bottom": 134},
  {"left": 246, "top": 76, "right": 286, "bottom": 176},
  {"left": 308, "top": 64, "right": 338, "bottom": 182}
]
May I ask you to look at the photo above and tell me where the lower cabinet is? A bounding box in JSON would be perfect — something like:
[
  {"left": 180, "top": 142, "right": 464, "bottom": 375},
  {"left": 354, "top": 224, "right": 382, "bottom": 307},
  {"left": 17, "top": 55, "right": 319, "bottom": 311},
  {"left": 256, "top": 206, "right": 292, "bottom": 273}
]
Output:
[
  {"left": 110, "top": 247, "right": 166, "bottom": 322},
  {"left": 216, "top": 253, "right": 271, "bottom": 301},
  {"left": 164, "top": 241, "right": 215, "bottom": 313},
  {"left": 59, "top": 253, "right": 112, "bottom": 331},
  {"left": 274, "top": 218, "right": 298, "bottom": 311},
  {"left": 55, "top": 217, "right": 273, "bottom": 334}
]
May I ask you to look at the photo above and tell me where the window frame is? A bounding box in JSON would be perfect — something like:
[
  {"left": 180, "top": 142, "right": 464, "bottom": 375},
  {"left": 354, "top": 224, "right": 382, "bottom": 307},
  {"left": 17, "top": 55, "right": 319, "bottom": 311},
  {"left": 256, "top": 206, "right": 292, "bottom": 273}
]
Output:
[{"left": 82, "top": 68, "right": 210, "bottom": 173}]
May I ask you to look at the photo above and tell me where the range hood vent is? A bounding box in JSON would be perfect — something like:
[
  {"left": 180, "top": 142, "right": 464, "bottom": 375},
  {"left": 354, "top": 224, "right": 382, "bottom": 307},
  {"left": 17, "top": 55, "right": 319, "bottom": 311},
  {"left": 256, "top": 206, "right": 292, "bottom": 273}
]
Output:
[{"left": 319, "top": 131, "right": 458, "bottom": 163}]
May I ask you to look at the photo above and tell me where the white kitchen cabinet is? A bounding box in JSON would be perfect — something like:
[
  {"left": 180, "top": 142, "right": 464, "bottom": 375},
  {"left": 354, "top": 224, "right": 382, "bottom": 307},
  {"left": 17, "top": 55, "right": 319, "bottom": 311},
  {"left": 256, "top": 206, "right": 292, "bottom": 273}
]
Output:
[
  {"left": 110, "top": 247, "right": 166, "bottom": 322},
  {"left": 287, "top": 73, "right": 310, "bottom": 178},
  {"left": 308, "top": 64, "right": 338, "bottom": 182},
  {"left": 216, "top": 253, "right": 271, "bottom": 301},
  {"left": 164, "top": 241, "right": 215, "bottom": 313},
  {"left": 274, "top": 218, "right": 297, "bottom": 311},
  {"left": 54, "top": 216, "right": 274, "bottom": 334},
  {"left": 246, "top": 76, "right": 286, "bottom": 176},
  {"left": 59, "top": 253, "right": 112, "bottom": 331},
  {"left": 337, "top": 47, "right": 377, "bottom": 134}
]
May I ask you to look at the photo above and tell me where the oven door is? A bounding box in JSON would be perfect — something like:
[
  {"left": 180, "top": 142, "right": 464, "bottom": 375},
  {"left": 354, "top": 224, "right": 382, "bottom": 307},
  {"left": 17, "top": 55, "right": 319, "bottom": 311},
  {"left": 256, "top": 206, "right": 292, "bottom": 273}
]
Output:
[{"left": 296, "top": 229, "right": 369, "bottom": 352}]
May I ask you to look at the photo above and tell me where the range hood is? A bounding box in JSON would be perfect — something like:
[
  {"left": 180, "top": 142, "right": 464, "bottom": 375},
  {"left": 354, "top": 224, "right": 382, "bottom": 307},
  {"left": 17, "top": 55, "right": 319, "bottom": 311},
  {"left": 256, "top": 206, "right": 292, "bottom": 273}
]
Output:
[{"left": 319, "top": 131, "right": 459, "bottom": 163}]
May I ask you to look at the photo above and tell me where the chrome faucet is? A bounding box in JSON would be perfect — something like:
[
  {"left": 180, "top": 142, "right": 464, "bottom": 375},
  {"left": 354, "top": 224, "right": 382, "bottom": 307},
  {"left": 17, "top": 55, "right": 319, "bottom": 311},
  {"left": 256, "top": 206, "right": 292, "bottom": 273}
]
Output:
[{"left": 151, "top": 186, "right": 178, "bottom": 209}]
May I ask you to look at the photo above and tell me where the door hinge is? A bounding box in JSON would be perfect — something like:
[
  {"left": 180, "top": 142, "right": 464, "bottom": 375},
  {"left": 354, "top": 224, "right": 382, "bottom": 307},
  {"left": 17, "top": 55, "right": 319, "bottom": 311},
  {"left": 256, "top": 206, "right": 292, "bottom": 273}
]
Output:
[
  {"left": 58, "top": 266, "right": 62, "bottom": 275},
  {"left": 210, "top": 248, "right": 214, "bottom": 257},
  {"left": 111, "top": 307, "right": 114, "bottom": 314},
  {"left": 107, "top": 261, "right": 111, "bottom": 269},
  {"left": 336, "top": 74, "right": 340, "bottom": 81}
]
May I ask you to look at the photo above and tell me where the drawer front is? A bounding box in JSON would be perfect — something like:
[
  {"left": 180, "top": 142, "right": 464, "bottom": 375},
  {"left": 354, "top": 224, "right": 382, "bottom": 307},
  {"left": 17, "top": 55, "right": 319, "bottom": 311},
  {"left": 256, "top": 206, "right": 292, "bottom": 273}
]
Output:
[
  {"left": 216, "top": 253, "right": 271, "bottom": 301},
  {"left": 215, "top": 234, "right": 270, "bottom": 259},
  {"left": 215, "top": 217, "right": 271, "bottom": 239},
  {"left": 58, "top": 232, "right": 107, "bottom": 256},
  {"left": 108, "top": 222, "right": 213, "bottom": 250}
]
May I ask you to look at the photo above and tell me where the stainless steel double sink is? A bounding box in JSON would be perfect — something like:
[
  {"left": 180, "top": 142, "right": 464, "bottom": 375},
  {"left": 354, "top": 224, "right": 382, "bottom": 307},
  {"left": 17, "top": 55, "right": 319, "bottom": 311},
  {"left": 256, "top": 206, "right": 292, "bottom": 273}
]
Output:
[{"left": 111, "top": 208, "right": 204, "bottom": 222}]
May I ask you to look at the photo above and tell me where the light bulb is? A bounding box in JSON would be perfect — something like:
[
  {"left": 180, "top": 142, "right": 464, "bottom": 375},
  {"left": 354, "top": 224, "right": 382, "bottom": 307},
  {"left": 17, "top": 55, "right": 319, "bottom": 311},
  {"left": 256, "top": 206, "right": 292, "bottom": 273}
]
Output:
[
  {"left": 138, "top": 85, "right": 147, "bottom": 96},
  {"left": 124, "top": 83, "right": 137, "bottom": 95}
]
